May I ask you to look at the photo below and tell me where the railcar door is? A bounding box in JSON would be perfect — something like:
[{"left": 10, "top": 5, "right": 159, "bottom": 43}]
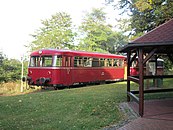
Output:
[{"left": 64, "top": 56, "right": 72, "bottom": 86}]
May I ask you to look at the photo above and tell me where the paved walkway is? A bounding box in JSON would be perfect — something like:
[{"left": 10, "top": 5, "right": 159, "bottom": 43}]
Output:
[{"left": 119, "top": 98, "right": 173, "bottom": 130}]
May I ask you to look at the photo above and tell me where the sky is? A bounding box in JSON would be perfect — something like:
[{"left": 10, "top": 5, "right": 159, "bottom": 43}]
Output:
[{"left": 0, "top": 0, "right": 120, "bottom": 60}]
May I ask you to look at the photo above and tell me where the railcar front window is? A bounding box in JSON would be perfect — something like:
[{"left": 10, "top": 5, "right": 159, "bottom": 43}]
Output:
[
  {"left": 42, "top": 56, "right": 52, "bottom": 67},
  {"left": 30, "top": 56, "right": 53, "bottom": 67},
  {"left": 30, "top": 56, "right": 40, "bottom": 67}
]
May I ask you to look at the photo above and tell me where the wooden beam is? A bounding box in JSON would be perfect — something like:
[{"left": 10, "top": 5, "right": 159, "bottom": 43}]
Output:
[
  {"left": 138, "top": 48, "right": 144, "bottom": 117},
  {"left": 133, "top": 75, "right": 173, "bottom": 79},
  {"left": 143, "top": 48, "right": 157, "bottom": 64},
  {"left": 131, "top": 88, "right": 173, "bottom": 94},
  {"left": 144, "top": 75, "right": 173, "bottom": 79},
  {"left": 130, "top": 53, "right": 137, "bottom": 66},
  {"left": 127, "top": 92, "right": 139, "bottom": 103},
  {"left": 128, "top": 76, "right": 139, "bottom": 84},
  {"left": 131, "top": 90, "right": 139, "bottom": 94},
  {"left": 127, "top": 52, "right": 131, "bottom": 102}
]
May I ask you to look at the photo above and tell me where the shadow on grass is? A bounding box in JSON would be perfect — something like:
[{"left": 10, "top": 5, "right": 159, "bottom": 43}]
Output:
[{"left": 27, "top": 80, "right": 127, "bottom": 94}]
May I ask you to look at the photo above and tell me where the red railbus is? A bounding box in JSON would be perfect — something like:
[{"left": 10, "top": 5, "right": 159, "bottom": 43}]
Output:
[{"left": 26, "top": 49, "right": 126, "bottom": 89}]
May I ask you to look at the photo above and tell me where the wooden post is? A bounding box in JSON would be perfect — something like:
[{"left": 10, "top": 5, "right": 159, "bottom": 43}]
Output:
[
  {"left": 127, "top": 51, "right": 131, "bottom": 102},
  {"left": 155, "top": 56, "right": 158, "bottom": 87},
  {"left": 138, "top": 48, "right": 144, "bottom": 117},
  {"left": 146, "top": 61, "right": 150, "bottom": 89}
]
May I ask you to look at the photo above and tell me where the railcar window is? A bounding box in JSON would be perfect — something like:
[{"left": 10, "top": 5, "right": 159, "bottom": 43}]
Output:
[
  {"left": 78, "top": 57, "right": 83, "bottom": 67},
  {"left": 52, "top": 56, "right": 62, "bottom": 67},
  {"left": 117, "top": 59, "right": 123, "bottom": 67},
  {"left": 41, "top": 56, "right": 53, "bottom": 67},
  {"left": 108, "top": 59, "right": 113, "bottom": 67},
  {"left": 83, "top": 57, "right": 92, "bottom": 67},
  {"left": 74, "top": 57, "right": 84, "bottom": 67},
  {"left": 99, "top": 58, "right": 105, "bottom": 67},
  {"left": 57, "top": 56, "right": 62, "bottom": 67},
  {"left": 92, "top": 58, "right": 99, "bottom": 67},
  {"left": 83, "top": 57, "right": 88, "bottom": 66},
  {"left": 30, "top": 56, "right": 62, "bottom": 67},
  {"left": 105, "top": 59, "right": 110, "bottom": 67},
  {"left": 73, "top": 56, "right": 124, "bottom": 68},
  {"left": 132, "top": 60, "right": 138, "bottom": 67},
  {"left": 65, "top": 57, "right": 71, "bottom": 67},
  {"left": 112, "top": 59, "right": 123, "bottom": 67},
  {"left": 30, "top": 56, "right": 40, "bottom": 67},
  {"left": 74, "top": 57, "right": 92, "bottom": 67},
  {"left": 113, "top": 59, "right": 118, "bottom": 67},
  {"left": 74, "top": 57, "right": 78, "bottom": 67},
  {"left": 157, "top": 61, "right": 163, "bottom": 67}
]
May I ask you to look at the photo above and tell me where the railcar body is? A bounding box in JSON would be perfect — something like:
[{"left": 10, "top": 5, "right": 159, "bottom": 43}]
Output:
[{"left": 26, "top": 49, "right": 126, "bottom": 89}]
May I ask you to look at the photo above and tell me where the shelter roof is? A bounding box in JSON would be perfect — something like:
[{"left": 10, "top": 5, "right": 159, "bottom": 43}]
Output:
[
  {"left": 119, "top": 19, "right": 173, "bottom": 53},
  {"left": 131, "top": 19, "right": 173, "bottom": 44}
]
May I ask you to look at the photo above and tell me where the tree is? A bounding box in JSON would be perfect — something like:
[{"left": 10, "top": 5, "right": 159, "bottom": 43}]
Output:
[
  {"left": 106, "top": 0, "right": 173, "bottom": 70},
  {"left": 78, "top": 8, "right": 127, "bottom": 53},
  {"left": 0, "top": 52, "right": 23, "bottom": 83},
  {"left": 29, "top": 12, "right": 76, "bottom": 51},
  {"left": 107, "top": 0, "right": 173, "bottom": 37},
  {"left": 130, "top": 0, "right": 173, "bottom": 36},
  {"left": 0, "top": 50, "right": 3, "bottom": 66}
]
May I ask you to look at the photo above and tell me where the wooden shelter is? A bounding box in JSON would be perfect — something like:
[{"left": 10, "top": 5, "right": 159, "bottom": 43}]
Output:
[{"left": 118, "top": 19, "right": 173, "bottom": 117}]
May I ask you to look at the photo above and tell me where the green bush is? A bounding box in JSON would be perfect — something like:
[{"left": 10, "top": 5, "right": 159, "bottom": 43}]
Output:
[{"left": 0, "top": 53, "right": 28, "bottom": 83}]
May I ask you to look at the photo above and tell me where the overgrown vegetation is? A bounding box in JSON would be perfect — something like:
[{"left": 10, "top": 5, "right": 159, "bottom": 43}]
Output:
[
  {"left": 0, "top": 82, "right": 21, "bottom": 95},
  {"left": 0, "top": 81, "right": 41, "bottom": 96},
  {"left": 0, "top": 52, "right": 28, "bottom": 83}
]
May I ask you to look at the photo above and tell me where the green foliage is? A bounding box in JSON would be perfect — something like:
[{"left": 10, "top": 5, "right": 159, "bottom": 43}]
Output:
[
  {"left": 107, "top": 0, "right": 173, "bottom": 69},
  {"left": 0, "top": 59, "right": 20, "bottom": 82},
  {"left": 117, "top": 0, "right": 173, "bottom": 36},
  {"left": 28, "top": 9, "right": 128, "bottom": 54},
  {"left": 161, "top": 56, "right": 173, "bottom": 74},
  {"left": 116, "top": 18, "right": 131, "bottom": 34},
  {"left": 108, "top": 0, "right": 173, "bottom": 36},
  {"left": 78, "top": 8, "right": 127, "bottom": 53},
  {"left": 29, "top": 12, "right": 76, "bottom": 51},
  {"left": 0, "top": 51, "right": 3, "bottom": 66},
  {"left": 0, "top": 52, "right": 27, "bottom": 83}
]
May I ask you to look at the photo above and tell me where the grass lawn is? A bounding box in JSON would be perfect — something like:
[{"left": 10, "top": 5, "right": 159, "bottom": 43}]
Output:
[
  {"left": 0, "top": 80, "right": 173, "bottom": 130},
  {"left": 0, "top": 82, "right": 128, "bottom": 130}
]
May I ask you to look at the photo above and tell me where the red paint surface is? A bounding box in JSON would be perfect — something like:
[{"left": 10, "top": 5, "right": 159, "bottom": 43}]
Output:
[{"left": 28, "top": 49, "right": 126, "bottom": 86}]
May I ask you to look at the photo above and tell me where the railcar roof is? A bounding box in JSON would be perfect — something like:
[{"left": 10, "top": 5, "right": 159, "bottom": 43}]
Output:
[{"left": 30, "top": 49, "right": 126, "bottom": 59}]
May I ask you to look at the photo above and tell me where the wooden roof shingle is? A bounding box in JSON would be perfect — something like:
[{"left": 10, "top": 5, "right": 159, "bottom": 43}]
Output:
[
  {"left": 131, "top": 19, "right": 173, "bottom": 44},
  {"left": 118, "top": 18, "right": 173, "bottom": 53}
]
